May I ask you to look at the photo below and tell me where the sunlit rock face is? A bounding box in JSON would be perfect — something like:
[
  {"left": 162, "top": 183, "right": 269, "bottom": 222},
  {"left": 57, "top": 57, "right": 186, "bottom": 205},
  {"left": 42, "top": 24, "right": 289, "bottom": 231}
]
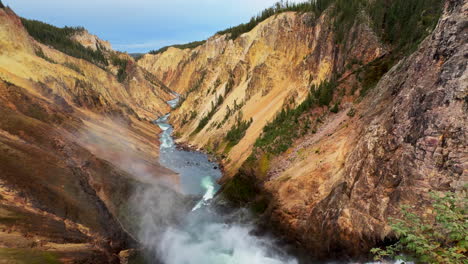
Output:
[
  {"left": 0, "top": 6, "right": 177, "bottom": 263},
  {"left": 71, "top": 29, "right": 113, "bottom": 51},
  {"left": 138, "top": 11, "right": 385, "bottom": 177}
]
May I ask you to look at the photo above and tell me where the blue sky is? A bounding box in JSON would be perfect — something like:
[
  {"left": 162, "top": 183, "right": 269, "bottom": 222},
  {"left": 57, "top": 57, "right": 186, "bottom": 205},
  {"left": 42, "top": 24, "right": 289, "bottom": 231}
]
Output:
[{"left": 3, "top": 0, "right": 301, "bottom": 53}]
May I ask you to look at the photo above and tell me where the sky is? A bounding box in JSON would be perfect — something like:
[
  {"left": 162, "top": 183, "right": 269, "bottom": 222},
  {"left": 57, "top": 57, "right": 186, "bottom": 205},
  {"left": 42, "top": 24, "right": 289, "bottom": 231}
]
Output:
[{"left": 3, "top": 0, "right": 302, "bottom": 53}]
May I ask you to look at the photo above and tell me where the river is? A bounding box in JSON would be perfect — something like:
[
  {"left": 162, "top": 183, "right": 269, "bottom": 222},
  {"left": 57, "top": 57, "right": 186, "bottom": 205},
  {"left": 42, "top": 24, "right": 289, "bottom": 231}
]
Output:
[
  {"left": 132, "top": 96, "right": 298, "bottom": 264},
  {"left": 136, "top": 96, "right": 395, "bottom": 264}
]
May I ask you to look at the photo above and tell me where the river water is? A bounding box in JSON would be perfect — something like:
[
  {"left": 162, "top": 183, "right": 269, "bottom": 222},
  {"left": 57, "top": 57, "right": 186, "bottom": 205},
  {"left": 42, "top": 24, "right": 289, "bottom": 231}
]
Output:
[
  {"left": 137, "top": 96, "right": 396, "bottom": 264},
  {"left": 137, "top": 96, "right": 299, "bottom": 264}
]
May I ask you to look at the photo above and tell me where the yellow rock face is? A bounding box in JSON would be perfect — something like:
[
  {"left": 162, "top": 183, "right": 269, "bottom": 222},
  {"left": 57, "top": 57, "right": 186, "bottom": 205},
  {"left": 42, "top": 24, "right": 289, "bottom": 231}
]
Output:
[
  {"left": 0, "top": 7, "right": 177, "bottom": 262},
  {"left": 138, "top": 11, "right": 384, "bottom": 176}
]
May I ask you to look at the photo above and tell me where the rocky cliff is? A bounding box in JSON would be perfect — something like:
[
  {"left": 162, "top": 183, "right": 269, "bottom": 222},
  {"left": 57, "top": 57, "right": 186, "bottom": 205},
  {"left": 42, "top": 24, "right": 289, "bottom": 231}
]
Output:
[
  {"left": 138, "top": 9, "right": 386, "bottom": 176},
  {"left": 139, "top": 0, "right": 466, "bottom": 259},
  {"left": 0, "top": 6, "right": 176, "bottom": 263}
]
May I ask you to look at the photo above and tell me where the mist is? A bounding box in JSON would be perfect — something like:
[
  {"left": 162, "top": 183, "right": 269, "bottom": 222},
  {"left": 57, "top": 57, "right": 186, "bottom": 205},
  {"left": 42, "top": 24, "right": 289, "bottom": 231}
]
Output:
[{"left": 128, "top": 106, "right": 299, "bottom": 264}]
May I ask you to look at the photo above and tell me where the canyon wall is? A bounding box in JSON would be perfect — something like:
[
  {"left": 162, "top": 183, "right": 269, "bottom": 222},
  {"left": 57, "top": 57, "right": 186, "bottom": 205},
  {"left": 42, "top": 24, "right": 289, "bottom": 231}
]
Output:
[
  {"left": 0, "top": 7, "right": 176, "bottom": 263},
  {"left": 139, "top": 0, "right": 467, "bottom": 259},
  {"left": 138, "top": 9, "right": 386, "bottom": 176}
]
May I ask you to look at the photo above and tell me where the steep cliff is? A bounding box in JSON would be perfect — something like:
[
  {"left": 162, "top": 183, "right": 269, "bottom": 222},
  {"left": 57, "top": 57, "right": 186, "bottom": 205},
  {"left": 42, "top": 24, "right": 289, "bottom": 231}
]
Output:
[
  {"left": 139, "top": 0, "right": 466, "bottom": 259},
  {"left": 0, "top": 6, "right": 176, "bottom": 263},
  {"left": 138, "top": 9, "right": 386, "bottom": 176}
]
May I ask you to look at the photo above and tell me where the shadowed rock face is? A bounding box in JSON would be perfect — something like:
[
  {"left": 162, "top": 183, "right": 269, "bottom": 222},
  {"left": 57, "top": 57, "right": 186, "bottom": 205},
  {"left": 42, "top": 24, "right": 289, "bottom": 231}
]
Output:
[
  {"left": 140, "top": 0, "right": 466, "bottom": 259},
  {"left": 261, "top": 0, "right": 467, "bottom": 258},
  {"left": 0, "top": 7, "right": 178, "bottom": 264}
]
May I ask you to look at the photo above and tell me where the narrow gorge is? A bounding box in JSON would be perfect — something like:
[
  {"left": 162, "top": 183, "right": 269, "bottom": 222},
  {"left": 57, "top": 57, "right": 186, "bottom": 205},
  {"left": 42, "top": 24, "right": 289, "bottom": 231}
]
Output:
[{"left": 0, "top": 0, "right": 466, "bottom": 263}]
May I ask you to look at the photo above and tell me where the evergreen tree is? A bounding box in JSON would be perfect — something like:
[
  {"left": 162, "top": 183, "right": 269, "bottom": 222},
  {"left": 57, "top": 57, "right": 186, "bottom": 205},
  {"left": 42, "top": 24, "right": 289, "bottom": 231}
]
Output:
[{"left": 20, "top": 18, "right": 108, "bottom": 67}]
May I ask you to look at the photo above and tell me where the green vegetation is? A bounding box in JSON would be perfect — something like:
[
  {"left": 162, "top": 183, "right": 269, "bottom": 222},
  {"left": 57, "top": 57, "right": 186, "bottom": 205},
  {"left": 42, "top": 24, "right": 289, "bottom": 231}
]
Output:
[
  {"left": 34, "top": 48, "right": 56, "bottom": 64},
  {"left": 251, "top": 197, "right": 270, "bottom": 214},
  {"left": 347, "top": 108, "right": 356, "bottom": 117},
  {"left": 180, "top": 110, "right": 198, "bottom": 126},
  {"left": 21, "top": 18, "right": 108, "bottom": 67},
  {"left": 63, "top": 62, "right": 82, "bottom": 74},
  {"left": 358, "top": 55, "right": 395, "bottom": 96},
  {"left": 217, "top": 0, "right": 442, "bottom": 53},
  {"left": 149, "top": 40, "right": 206, "bottom": 55},
  {"left": 253, "top": 78, "right": 341, "bottom": 155},
  {"left": 330, "top": 102, "right": 339, "bottom": 113},
  {"left": 225, "top": 114, "right": 253, "bottom": 148},
  {"left": 313, "top": 78, "right": 338, "bottom": 106},
  {"left": 219, "top": 99, "right": 245, "bottom": 128},
  {"left": 372, "top": 191, "right": 467, "bottom": 264},
  {"left": 193, "top": 94, "right": 224, "bottom": 134},
  {"left": 0, "top": 248, "right": 61, "bottom": 264},
  {"left": 129, "top": 53, "right": 144, "bottom": 60},
  {"left": 217, "top": 1, "right": 319, "bottom": 40},
  {"left": 224, "top": 74, "right": 235, "bottom": 96},
  {"left": 369, "top": 0, "right": 443, "bottom": 53},
  {"left": 0, "top": 1, "right": 5, "bottom": 9},
  {"left": 255, "top": 88, "right": 317, "bottom": 154},
  {"left": 221, "top": 173, "right": 257, "bottom": 204},
  {"left": 187, "top": 72, "right": 206, "bottom": 94},
  {"left": 111, "top": 55, "right": 129, "bottom": 83}
]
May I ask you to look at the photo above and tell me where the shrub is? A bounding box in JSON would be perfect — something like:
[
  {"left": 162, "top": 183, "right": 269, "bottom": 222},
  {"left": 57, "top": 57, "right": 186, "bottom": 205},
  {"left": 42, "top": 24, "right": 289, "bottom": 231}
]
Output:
[
  {"left": 63, "top": 62, "right": 82, "bottom": 74},
  {"left": 369, "top": 0, "right": 443, "bottom": 53},
  {"left": 359, "top": 55, "right": 395, "bottom": 96},
  {"left": 110, "top": 55, "right": 129, "bottom": 83},
  {"left": 313, "top": 78, "right": 337, "bottom": 106},
  {"left": 330, "top": 102, "right": 339, "bottom": 113},
  {"left": 116, "top": 62, "right": 128, "bottom": 83},
  {"left": 35, "top": 48, "right": 56, "bottom": 64},
  {"left": 193, "top": 94, "right": 224, "bottom": 133},
  {"left": 225, "top": 114, "right": 253, "bottom": 148},
  {"left": 254, "top": 83, "right": 322, "bottom": 155},
  {"left": 371, "top": 191, "right": 467, "bottom": 263}
]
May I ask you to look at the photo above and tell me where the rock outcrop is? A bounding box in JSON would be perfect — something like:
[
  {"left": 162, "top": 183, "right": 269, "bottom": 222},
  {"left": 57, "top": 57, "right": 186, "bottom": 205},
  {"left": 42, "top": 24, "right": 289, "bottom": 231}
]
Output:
[{"left": 71, "top": 29, "right": 112, "bottom": 51}]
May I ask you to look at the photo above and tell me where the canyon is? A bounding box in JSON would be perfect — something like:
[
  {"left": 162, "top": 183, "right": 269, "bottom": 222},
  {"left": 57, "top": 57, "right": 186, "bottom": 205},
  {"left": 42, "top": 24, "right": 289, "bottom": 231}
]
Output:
[
  {"left": 0, "top": 0, "right": 466, "bottom": 263},
  {"left": 138, "top": 0, "right": 467, "bottom": 259}
]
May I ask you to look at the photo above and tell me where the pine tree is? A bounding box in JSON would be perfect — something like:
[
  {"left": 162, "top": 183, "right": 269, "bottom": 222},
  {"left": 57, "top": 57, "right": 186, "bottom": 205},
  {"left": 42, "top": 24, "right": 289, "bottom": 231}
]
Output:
[{"left": 0, "top": 1, "right": 5, "bottom": 9}]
